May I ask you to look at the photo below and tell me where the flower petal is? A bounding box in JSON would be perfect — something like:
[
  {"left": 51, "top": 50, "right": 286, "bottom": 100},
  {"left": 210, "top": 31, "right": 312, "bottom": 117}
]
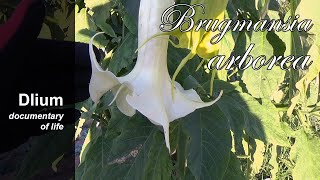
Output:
[
  {"left": 111, "top": 84, "right": 136, "bottom": 117},
  {"left": 169, "top": 82, "right": 223, "bottom": 121},
  {"left": 126, "top": 92, "right": 171, "bottom": 151},
  {"left": 89, "top": 32, "right": 120, "bottom": 103}
]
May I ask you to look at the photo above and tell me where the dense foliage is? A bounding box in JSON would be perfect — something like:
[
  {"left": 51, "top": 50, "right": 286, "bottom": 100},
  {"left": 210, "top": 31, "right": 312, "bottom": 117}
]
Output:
[
  {"left": 73, "top": 0, "right": 320, "bottom": 179},
  {"left": 1, "top": 0, "right": 319, "bottom": 179}
]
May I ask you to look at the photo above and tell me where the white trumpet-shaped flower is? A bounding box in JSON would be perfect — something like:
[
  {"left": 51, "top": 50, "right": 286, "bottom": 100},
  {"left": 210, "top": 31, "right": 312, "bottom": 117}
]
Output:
[{"left": 88, "top": 0, "right": 223, "bottom": 151}]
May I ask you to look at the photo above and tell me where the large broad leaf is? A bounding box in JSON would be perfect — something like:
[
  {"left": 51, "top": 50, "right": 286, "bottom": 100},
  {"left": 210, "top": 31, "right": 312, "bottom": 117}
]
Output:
[
  {"left": 108, "top": 33, "right": 138, "bottom": 75},
  {"left": 215, "top": 93, "right": 246, "bottom": 153},
  {"left": 272, "top": 0, "right": 320, "bottom": 116},
  {"left": 75, "top": 6, "right": 108, "bottom": 48},
  {"left": 216, "top": 2, "right": 238, "bottom": 81},
  {"left": 75, "top": 134, "right": 115, "bottom": 180},
  {"left": 167, "top": 44, "right": 207, "bottom": 85},
  {"left": 169, "top": 45, "right": 291, "bottom": 147},
  {"left": 76, "top": 109, "right": 173, "bottom": 180},
  {"left": 123, "top": 11, "right": 138, "bottom": 35},
  {"left": 182, "top": 106, "right": 232, "bottom": 179},
  {"left": 103, "top": 114, "right": 173, "bottom": 180},
  {"left": 85, "top": 0, "right": 115, "bottom": 38},
  {"left": 242, "top": 31, "right": 286, "bottom": 99},
  {"left": 217, "top": 91, "right": 291, "bottom": 146},
  {"left": 216, "top": 28, "right": 237, "bottom": 81},
  {"left": 97, "top": 23, "right": 116, "bottom": 38},
  {"left": 121, "top": 0, "right": 140, "bottom": 34},
  {"left": 291, "top": 131, "right": 320, "bottom": 180}
]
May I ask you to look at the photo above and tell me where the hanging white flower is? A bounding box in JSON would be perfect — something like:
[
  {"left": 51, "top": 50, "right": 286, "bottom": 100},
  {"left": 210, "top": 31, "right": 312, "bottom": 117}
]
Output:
[{"left": 88, "top": 0, "right": 223, "bottom": 151}]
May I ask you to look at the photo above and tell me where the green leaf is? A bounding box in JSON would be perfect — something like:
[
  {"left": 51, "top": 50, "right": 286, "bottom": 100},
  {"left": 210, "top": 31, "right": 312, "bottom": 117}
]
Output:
[
  {"left": 182, "top": 106, "right": 232, "bottom": 179},
  {"left": 85, "top": 0, "right": 111, "bottom": 12},
  {"left": 216, "top": 6, "right": 238, "bottom": 81},
  {"left": 233, "top": 93, "right": 291, "bottom": 146},
  {"left": 89, "top": 1, "right": 113, "bottom": 29},
  {"left": 75, "top": 134, "right": 115, "bottom": 180},
  {"left": 214, "top": 85, "right": 291, "bottom": 146},
  {"left": 76, "top": 111, "right": 173, "bottom": 180},
  {"left": 231, "top": 0, "right": 259, "bottom": 21},
  {"left": 185, "top": 167, "right": 197, "bottom": 180},
  {"left": 276, "top": 0, "right": 320, "bottom": 116},
  {"left": 242, "top": 31, "right": 285, "bottom": 99},
  {"left": 291, "top": 131, "right": 320, "bottom": 180},
  {"left": 167, "top": 44, "right": 208, "bottom": 85},
  {"left": 75, "top": 7, "right": 96, "bottom": 35},
  {"left": 121, "top": 0, "right": 140, "bottom": 26},
  {"left": 93, "top": 9, "right": 110, "bottom": 27},
  {"left": 123, "top": 11, "right": 138, "bottom": 35},
  {"left": 223, "top": 152, "right": 245, "bottom": 180},
  {"left": 75, "top": 7, "right": 108, "bottom": 48},
  {"left": 169, "top": 48, "right": 291, "bottom": 147},
  {"left": 97, "top": 23, "right": 116, "bottom": 38},
  {"left": 78, "top": 29, "right": 109, "bottom": 48},
  {"left": 176, "top": 124, "right": 188, "bottom": 179},
  {"left": 106, "top": 114, "right": 173, "bottom": 179},
  {"left": 109, "top": 33, "right": 138, "bottom": 75},
  {"left": 215, "top": 93, "right": 246, "bottom": 153}
]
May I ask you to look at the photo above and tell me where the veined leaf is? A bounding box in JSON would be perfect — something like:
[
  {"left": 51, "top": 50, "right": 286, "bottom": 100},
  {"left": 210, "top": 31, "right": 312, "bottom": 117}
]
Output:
[
  {"left": 75, "top": 7, "right": 108, "bottom": 48},
  {"left": 123, "top": 11, "right": 138, "bottom": 35},
  {"left": 235, "top": 93, "right": 291, "bottom": 146},
  {"left": 242, "top": 31, "right": 285, "bottom": 99},
  {"left": 167, "top": 44, "right": 207, "bottom": 84},
  {"left": 75, "top": 134, "right": 115, "bottom": 180},
  {"left": 216, "top": 90, "right": 291, "bottom": 147},
  {"left": 215, "top": 3, "right": 238, "bottom": 81},
  {"left": 182, "top": 106, "right": 232, "bottom": 179},
  {"left": 109, "top": 33, "right": 138, "bottom": 75},
  {"left": 118, "top": 0, "right": 140, "bottom": 35},
  {"left": 76, "top": 110, "right": 173, "bottom": 180}
]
